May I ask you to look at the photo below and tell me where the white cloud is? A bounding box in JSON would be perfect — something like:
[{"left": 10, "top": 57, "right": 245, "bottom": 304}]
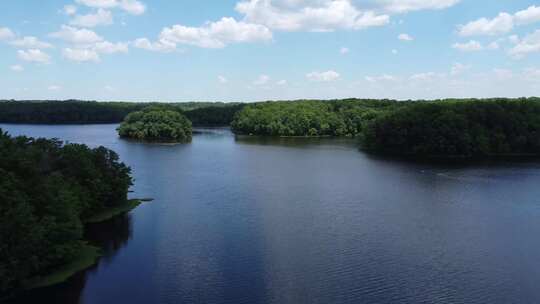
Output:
[
  {"left": 306, "top": 70, "right": 340, "bottom": 82},
  {"left": 458, "top": 13, "right": 513, "bottom": 36},
  {"left": 458, "top": 6, "right": 540, "bottom": 37},
  {"left": 120, "top": 0, "right": 146, "bottom": 15},
  {"left": 159, "top": 17, "right": 272, "bottom": 49},
  {"left": 340, "top": 47, "right": 349, "bottom": 54},
  {"left": 133, "top": 37, "right": 176, "bottom": 52},
  {"left": 514, "top": 5, "right": 540, "bottom": 25},
  {"left": 398, "top": 33, "right": 413, "bottom": 41},
  {"left": 48, "top": 85, "right": 62, "bottom": 91},
  {"left": 378, "top": 0, "right": 461, "bottom": 13},
  {"left": 62, "top": 48, "right": 100, "bottom": 62},
  {"left": 17, "top": 49, "right": 51, "bottom": 64},
  {"left": 365, "top": 74, "right": 396, "bottom": 83},
  {"left": 75, "top": 0, "right": 146, "bottom": 15},
  {"left": 410, "top": 72, "right": 444, "bottom": 81},
  {"left": 70, "top": 9, "right": 113, "bottom": 27},
  {"left": 509, "top": 29, "right": 540, "bottom": 57},
  {"left": 253, "top": 74, "right": 270, "bottom": 85},
  {"left": 235, "top": 0, "right": 389, "bottom": 32},
  {"left": 94, "top": 41, "right": 128, "bottom": 53},
  {"left": 493, "top": 68, "right": 513, "bottom": 80},
  {"left": 63, "top": 5, "right": 78, "bottom": 16},
  {"left": 9, "top": 37, "right": 53, "bottom": 49},
  {"left": 50, "top": 25, "right": 103, "bottom": 44},
  {"left": 10, "top": 65, "right": 24, "bottom": 72},
  {"left": 450, "top": 62, "right": 469, "bottom": 75},
  {"left": 104, "top": 85, "right": 115, "bottom": 91},
  {"left": 276, "top": 79, "right": 287, "bottom": 85},
  {"left": 452, "top": 40, "right": 482, "bottom": 51},
  {"left": 218, "top": 75, "right": 228, "bottom": 84},
  {"left": 0, "top": 27, "right": 15, "bottom": 40},
  {"left": 391, "top": 49, "right": 398, "bottom": 54}
]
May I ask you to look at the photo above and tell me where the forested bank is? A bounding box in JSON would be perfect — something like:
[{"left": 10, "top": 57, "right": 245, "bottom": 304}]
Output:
[
  {"left": 360, "top": 98, "right": 540, "bottom": 158},
  {"left": 231, "top": 99, "right": 398, "bottom": 137},
  {"left": 0, "top": 130, "right": 134, "bottom": 295},
  {"left": 0, "top": 100, "right": 242, "bottom": 126}
]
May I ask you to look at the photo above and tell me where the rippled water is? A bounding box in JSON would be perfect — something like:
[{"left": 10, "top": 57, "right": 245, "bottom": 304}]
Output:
[{"left": 3, "top": 124, "right": 540, "bottom": 304}]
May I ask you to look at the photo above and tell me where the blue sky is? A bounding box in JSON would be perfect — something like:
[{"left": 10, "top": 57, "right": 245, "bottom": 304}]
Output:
[{"left": 0, "top": 0, "right": 539, "bottom": 102}]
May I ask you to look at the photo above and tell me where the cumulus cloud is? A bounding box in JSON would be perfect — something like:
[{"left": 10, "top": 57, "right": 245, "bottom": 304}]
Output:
[
  {"left": 9, "top": 37, "right": 53, "bottom": 49},
  {"left": 398, "top": 33, "right": 413, "bottom": 41},
  {"left": 17, "top": 49, "right": 51, "bottom": 64},
  {"left": 365, "top": 74, "right": 396, "bottom": 83},
  {"left": 63, "top": 5, "right": 78, "bottom": 16},
  {"left": 133, "top": 38, "right": 176, "bottom": 52},
  {"left": 10, "top": 65, "right": 24, "bottom": 72},
  {"left": 158, "top": 17, "right": 272, "bottom": 49},
  {"left": 514, "top": 5, "right": 540, "bottom": 25},
  {"left": 50, "top": 25, "right": 103, "bottom": 44},
  {"left": 306, "top": 70, "right": 340, "bottom": 82},
  {"left": 340, "top": 47, "right": 350, "bottom": 54},
  {"left": 75, "top": 0, "right": 146, "bottom": 15},
  {"left": 377, "top": 0, "right": 461, "bottom": 13},
  {"left": 235, "top": 0, "right": 389, "bottom": 32},
  {"left": 218, "top": 75, "right": 228, "bottom": 84},
  {"left": 452, "top": 40, "right": 482, "bottom": 51},
  {"left": 0, "top": 27, "right": 15, "bottom": 40},
  {"left": 276, "top": 79, "right": 287, "bottom": 85},
  {"left": 409, "top": 72, "right": 444, "bottom": 82},
  {"left": 253, "top": 74, "right": 270, "bottom": 85},
  {"left": 509, "top": 29, "right": 540, "bottom": 58},
  {"left": 93, "top": 41, "right": 128, "bottom": 53},
  {"left": 48, "top": 85, "right": 62, "bottom": 91},
  {"left": 458, "top": 13, "right": 513, "bottom": 36},
  {"left": 70, "top": 9, "right": 113, "bottom": 27},
  {"left": 450, "top": 62, "right": 469, "bottom": 75},
  {"left": 458, "top": 5, "right": 540, "bottom": 37},
  {"left": 62, "top": 48, "right": 100, "bottom": 62}
]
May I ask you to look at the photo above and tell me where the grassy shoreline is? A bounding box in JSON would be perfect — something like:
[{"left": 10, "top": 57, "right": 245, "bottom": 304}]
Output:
[
  {"left": 23, "top": 244, "right": 101, "bottom": 290},
  {"left": 19, "top": 199, "right": 145, "bottom": 293},
  {"left": 83, "top": 199, "right": 142, "bottom": 224}
]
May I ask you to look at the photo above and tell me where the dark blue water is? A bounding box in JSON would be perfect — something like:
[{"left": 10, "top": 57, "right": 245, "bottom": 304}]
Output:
[{"left": 3, "top": 124, "right": 540, "bottom": 304}]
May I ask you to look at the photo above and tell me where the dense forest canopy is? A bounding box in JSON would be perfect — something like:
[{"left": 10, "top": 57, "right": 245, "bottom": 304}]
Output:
[
  {"left": 117, "top": 107, "right": 193, "bottom": 142},
  {"left": 360, "top": 98, "right": 540, "bottom": 157},
  {"left": 0, "top": 100, "right": 241, "bottom": 126},
  {"left": 0, "top": 130, "right": 132, "bottom": 293},
  {"left": 231, "top": 99, "right": 398, "bottom": 137}
]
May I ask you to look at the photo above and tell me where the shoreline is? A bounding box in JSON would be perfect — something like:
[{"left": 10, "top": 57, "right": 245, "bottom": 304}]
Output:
[{"left": 15, "top": 199, "right": 146, "bottom": 295}]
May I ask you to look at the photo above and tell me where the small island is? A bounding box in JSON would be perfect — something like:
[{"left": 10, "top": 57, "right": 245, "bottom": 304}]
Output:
[
  {"left": 0, "top": 130, "right": 136, "bottom": 295},
  {"left": 117, "top": 107, "right": 192, "bottom": 142}
]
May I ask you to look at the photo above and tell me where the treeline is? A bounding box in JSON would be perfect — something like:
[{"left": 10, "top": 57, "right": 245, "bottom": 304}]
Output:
[
  {"left": 231, "top": 99, "right": 398, "bottom": 137},
  {"left": 361, "top": 98, "right": 540, "bottom": 157},
  {"left": 0, "top": 130, "right": 133, "bottom": 293},
  {"left": 0, "top": 100, "right": 242, "bottom": 126}
]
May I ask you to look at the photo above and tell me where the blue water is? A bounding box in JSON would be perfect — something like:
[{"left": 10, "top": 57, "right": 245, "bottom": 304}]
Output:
[{"left": 3, "top": 124, "right": 540, "bottom": 304}]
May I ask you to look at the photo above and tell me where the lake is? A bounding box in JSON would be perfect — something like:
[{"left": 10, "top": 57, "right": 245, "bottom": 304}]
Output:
[{"left": 3, "top": 124, "right": 540, "bottom": 304}]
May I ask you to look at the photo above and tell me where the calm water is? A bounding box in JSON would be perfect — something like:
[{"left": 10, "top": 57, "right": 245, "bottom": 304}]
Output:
[{"left": 3, "top": 124, "right": 540, "bottom": 304}]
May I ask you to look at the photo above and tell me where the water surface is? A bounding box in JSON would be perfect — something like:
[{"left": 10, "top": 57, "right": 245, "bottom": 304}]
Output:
[{"left": 3, "top": 124, "right": 540, "bottom": 304}]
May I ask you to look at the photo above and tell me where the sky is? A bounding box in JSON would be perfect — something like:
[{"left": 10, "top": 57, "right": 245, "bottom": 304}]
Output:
[{"left": 0, "top": 0, "right": 539, "bottom": 102}]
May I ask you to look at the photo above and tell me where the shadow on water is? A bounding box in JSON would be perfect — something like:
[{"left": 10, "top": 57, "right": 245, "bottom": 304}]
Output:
[{"left": 7, "top": 213, "right": 134, "bottom": 304}]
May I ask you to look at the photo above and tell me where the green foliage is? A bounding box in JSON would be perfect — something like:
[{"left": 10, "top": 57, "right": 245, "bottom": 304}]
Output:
[
  {"left": 0, "top": 100, "right": 242, "bottom": 126},
  {"left": 0, "top": 131, "right": 133, "bottom": 293},
  {"left": 231, "top": 99, "right": 397, "bottom": 137},
  {"left": 117, "top": 107, "right": 193, "bottom": 142},
  {"left": 360, "top": 98, "right": 540, "bottom": 157}
]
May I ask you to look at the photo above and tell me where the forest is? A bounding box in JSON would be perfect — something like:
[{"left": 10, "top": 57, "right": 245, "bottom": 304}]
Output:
[
  {"left": 360, "top": 98, "right": 540, "bottom": 157},
  {"left": 117, "top": 107, "right": 192, "bottom": 142},
  {"left": 0, "top": 100, "right": 242, "bottom": 126},
  {"left": 231, "top": 99, "right": 397, "bottom": 137},
  {"left": 0, "top": 130, "right": 133, "bottom": 294}
]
